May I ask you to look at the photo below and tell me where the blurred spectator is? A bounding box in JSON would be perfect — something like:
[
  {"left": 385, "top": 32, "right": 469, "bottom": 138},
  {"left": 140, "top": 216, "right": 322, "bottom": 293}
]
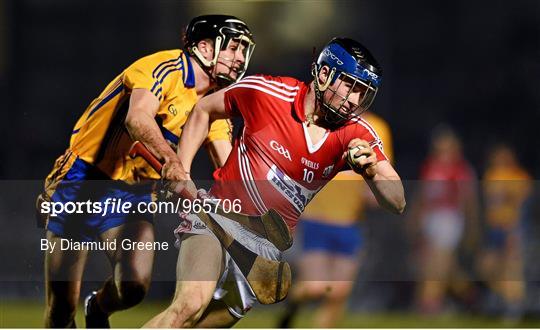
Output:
[
  {"left": 409, "top": 125, "right": 479, "bottom": 314},
  {"left": 477, "top": 144, "right": 532, "bottom": 322},
  {"left": 278, "top": 112, "right": 393, "bottom": 327}
]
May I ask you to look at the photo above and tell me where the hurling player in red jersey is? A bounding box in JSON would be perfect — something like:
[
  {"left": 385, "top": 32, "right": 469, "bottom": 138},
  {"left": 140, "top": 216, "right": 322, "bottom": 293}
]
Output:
[
  {"left": 144, "top": 37, "right": 405, "bottom": 328},
  {"left": 409, "top": 126, "right": 479, "bottom": 314}
]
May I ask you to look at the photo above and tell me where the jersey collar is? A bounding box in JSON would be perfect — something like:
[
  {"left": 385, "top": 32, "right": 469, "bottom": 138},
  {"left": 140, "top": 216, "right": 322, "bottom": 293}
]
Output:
[{"left": 183, "top": 51, "right": 196, "bottom": 88}]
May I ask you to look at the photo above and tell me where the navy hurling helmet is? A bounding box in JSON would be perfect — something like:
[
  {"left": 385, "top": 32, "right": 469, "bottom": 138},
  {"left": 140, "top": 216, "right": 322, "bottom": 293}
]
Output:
[{"left": 312, "top": 37, "right": 382, "bottom": 125}]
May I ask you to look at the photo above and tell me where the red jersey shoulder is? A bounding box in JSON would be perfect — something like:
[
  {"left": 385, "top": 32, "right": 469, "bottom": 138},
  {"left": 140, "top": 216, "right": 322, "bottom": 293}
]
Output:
[
  {"left": 224, "top": 75, "right": 303, "bottom": 123},
  {"left": 230, "top": 75, "right": 301, "bottom": 101},
  {"left": 224, "top": 75, "right": 303, "bottom": 116},
  {"left": 244, "top": 74, "right": 302, "bottom": 87},
  {"left": 342, "top": 116, "right": 383, "bottom": 148}
]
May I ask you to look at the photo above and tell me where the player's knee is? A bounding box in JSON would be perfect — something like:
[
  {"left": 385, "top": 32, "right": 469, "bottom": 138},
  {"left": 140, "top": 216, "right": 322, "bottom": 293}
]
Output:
[
  {"left": 168, "top": 295, "right": 206, "bottom": 327},
  {"left": 326, "top": 284, "right": 352, "bottom": 303},
  {"left": 117, "top": 280, "right": 149, "bottom": 308},
  {"left": 301, "top": 282, "right": 329, "bottom": 299},
  {"left": 46, "top": 298, "right": 77, "bottom": 327}
]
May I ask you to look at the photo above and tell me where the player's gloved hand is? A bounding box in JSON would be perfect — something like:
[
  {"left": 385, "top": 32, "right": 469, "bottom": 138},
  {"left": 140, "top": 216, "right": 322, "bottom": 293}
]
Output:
[
  {"left": 344, "top": 138, "right": 377, "bottom": 179},
  {"left": 196, "top": 189, "right": 224, "bottom": 208},
  {"left": 161, "top": 160, "right": 198, "bottom": 200},
  {"left": 174, "top": 211, "right": 199, "bottom": 248},
  {"left": 196, "top": 188, "right": 211, "bottom": 200}
]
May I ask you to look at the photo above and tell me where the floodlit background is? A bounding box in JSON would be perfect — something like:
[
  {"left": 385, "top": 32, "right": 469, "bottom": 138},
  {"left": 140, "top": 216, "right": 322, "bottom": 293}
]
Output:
[{"left": 0, "top": 0, "right": 539, "bottom": 327}]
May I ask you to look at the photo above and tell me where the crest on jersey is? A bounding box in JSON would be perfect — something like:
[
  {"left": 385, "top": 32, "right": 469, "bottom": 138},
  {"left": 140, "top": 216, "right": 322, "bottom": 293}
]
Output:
[
  {"left": 322, "top": 164, "right": 335, "bottom": 178},
  {"left": 269, "top": 140, "right": 292, "bottom": 161},
  {"left": 168, "top": 104, "right": 178, "bottom": 116}
]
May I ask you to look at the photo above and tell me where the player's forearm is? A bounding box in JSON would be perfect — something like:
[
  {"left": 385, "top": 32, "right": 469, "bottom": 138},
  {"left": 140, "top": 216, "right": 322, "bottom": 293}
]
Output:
[
  {"left": 177, "top": 104, "right": 211, "bottom": 173},
  {"left": 365, "top": 174, "right": 406, "bottom": 214},
  {"left": 125, "top": 111, "right": 179, "bottom": 165},
  {"left": 207, "top": 139, "right": 233, "bottom": 169}
]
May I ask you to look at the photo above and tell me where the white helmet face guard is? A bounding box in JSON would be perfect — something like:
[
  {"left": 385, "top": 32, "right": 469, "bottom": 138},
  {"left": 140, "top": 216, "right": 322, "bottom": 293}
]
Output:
[
  {"left": 192, "top": 26, "right": 255, "bottom": 86},
  {"left": 214, "top": 27, "right": 256, "bottom": 84}
]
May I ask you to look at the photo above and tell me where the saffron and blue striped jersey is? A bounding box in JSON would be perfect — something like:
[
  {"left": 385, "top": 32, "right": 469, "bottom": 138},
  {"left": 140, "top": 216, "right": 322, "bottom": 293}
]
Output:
[{"left": 52, "top": 49, "right": 232, "bottom": 185}]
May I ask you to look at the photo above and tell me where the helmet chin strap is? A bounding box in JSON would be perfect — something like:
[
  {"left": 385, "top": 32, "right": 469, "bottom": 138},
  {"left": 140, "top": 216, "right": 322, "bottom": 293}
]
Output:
[
  {"left": 312, "top": 65, "right": 340, "bottom": 123},
  {"left": 191, "top": 36, "right": 223, "bottom": 68},
  {"left": 312, "top": 66, "right": 358, "bottom": 127},
  {"left": 313, "top": 66, "right": 336, "bottom": 94},
  {"left": 191, "top": 36, "right": 247, "bottom": 88},
  {"left": 190, "top": 36, "right": 224, "bottom": 86},
  {"left": 215, "top": 73, "right": 235, "bottom": 88}
]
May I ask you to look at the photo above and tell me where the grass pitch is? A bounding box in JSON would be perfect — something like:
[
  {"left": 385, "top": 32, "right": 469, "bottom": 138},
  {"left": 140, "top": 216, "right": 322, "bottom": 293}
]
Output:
[{"left": 1, "top": 300, "right": 539, "bottom": 328}]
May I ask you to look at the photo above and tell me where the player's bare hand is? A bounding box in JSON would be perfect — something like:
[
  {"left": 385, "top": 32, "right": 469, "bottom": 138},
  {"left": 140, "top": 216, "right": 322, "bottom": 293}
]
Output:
[
  {"left": 161, "top": 161, "right": 198, "bottom": 200},
  {"left": 161, "top": 160, "right": 188, "bottom": 181},
  {"left": 344, "top": 139, "right": 377, "bottom": 179}
]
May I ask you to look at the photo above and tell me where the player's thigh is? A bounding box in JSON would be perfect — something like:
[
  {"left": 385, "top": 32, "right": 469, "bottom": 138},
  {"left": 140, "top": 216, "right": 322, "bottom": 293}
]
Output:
[
  {"left": 477, "top": 250, "right": 498, "bottom": 277},
  {"left": 424, "top": 247, "right": 455, "bottom": 277},
  {"left": 45, "top": 231, "right": 89, "bottom": 302},
  {"left": 172, "top": 234, "right": 224, "bottom": 306},
  {"left": 100, "top": 219, "right": 155, "bottom": 281},
  {"left": 194, "top": 299, "right": 240, "bottom": 328},
  {"left": 294, "top": 252, "right": 334, "bottom": 297},
  {"left": 326, "top": 255, "right": 359, "bottom": 300},
  {"left": 298, "top": 251, "right": 333, "bottom": 281},
  {"left": 330, "top": 254, "right": 359, "bottom": 281},
  {"left": 176, "top": 233, "right": 224, "bottom": 281}
]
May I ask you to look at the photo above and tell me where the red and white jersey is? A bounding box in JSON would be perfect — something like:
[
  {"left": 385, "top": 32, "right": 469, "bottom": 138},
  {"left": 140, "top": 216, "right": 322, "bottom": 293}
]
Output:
[
  {"left": 210, "top": 75, "right": 387, "bottom": 231},
  {"left": 419, "top": 157, "right": 475, "bottom": 211}
]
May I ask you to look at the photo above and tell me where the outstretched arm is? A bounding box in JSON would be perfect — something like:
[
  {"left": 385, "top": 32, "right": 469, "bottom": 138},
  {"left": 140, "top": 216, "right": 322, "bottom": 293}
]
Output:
[
  {"left": 124, "top": 88, "right": 187, "bottom": 181},
  {"left": 178, "top": 88, "right": 231, "bottom": 175},
  {"left": 364, "top": 161, "right": 406, "bottom": 214},
  {"left": 207, "top": 139, "right": 233, "bottom": 169}
]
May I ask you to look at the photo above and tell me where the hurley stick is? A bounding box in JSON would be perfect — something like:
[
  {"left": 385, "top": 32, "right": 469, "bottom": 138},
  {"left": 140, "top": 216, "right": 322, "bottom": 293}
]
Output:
[{"left": 129, "top": 141, "right": 291, "bottom": 303}]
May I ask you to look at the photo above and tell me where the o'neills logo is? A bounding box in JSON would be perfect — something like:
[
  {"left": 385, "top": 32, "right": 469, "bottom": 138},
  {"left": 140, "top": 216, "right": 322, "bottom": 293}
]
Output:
[{"left": 301, "top": 157, "right": 319, "bottom": 170}]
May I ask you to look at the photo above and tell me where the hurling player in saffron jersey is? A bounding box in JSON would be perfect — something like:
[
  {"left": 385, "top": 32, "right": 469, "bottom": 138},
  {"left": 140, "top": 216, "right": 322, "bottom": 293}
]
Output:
[
  {"left": 37, "top": 15, "right": 255, "bottom": 328},
  {"left": 144, "top": 37, "right": 406, "bottom": 328}
]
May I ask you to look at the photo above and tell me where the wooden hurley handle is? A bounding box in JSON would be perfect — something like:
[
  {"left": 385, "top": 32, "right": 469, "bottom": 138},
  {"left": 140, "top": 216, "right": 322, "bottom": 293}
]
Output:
[{"left": 129, "top": 141, "right": 163, "bottom": 173}]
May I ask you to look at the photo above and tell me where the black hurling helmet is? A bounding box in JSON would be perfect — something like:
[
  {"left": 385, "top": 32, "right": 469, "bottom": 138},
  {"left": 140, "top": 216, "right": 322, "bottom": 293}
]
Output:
[
  {"left": 184, "top": 15, "right": 255, "bottom": 86},
  {"left": 312, "top": 37, "right": 382, "bottom": 125}
]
